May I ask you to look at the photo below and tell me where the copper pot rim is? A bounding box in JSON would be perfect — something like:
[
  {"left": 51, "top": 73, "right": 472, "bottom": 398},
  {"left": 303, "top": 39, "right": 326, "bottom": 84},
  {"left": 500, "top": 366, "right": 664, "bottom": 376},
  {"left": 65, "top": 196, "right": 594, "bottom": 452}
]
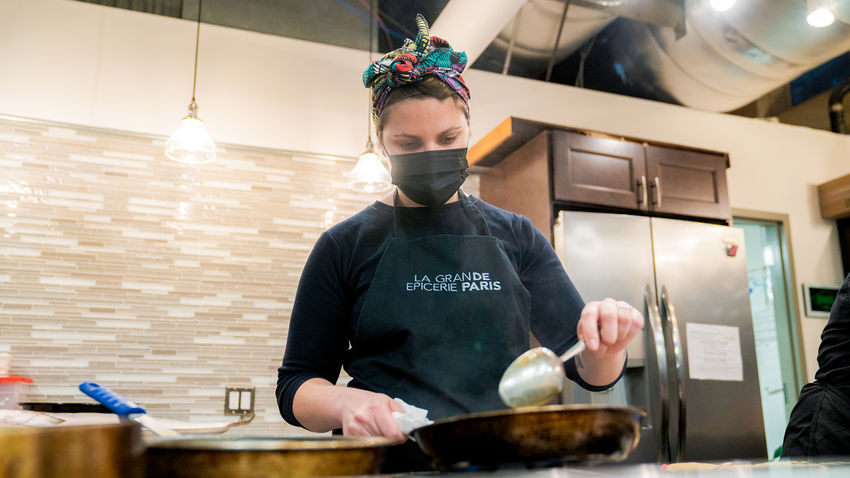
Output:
[
  {"left": 0, "top": 421, "right": 138, "bottom": 436},
  {"left": 146, "top": 435, "right": 402, "bottom": 451}
]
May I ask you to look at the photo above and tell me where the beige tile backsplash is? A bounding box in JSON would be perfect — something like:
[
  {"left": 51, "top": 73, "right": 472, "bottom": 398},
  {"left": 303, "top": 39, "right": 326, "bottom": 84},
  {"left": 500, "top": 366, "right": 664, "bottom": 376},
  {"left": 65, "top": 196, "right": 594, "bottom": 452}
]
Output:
[{"left": 0, "top": 115, "right": 479, "bottom": 434}]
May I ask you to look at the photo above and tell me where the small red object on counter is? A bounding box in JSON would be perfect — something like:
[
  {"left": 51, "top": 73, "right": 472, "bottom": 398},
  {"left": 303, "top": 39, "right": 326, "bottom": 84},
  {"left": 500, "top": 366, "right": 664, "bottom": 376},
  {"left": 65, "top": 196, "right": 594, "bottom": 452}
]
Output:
[{"left": 0, "top": 376, "right": 34, "bottom": 410}]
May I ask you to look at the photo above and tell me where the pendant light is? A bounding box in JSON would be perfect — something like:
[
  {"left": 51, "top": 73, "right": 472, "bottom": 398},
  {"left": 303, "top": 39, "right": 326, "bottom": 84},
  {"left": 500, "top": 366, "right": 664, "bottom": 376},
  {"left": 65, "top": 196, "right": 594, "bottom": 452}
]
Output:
[
  {"left": 348, "top": 130, "right": 391, "bottom": 193},
  {"left": 165, "top": 0, "right": 216, "bottom": 165},
  {"left": 347, "top": 1, "right": 392, "bottom": 193},
  {"left": 807, "top": 0, "right": 836, "bottom": 28}
]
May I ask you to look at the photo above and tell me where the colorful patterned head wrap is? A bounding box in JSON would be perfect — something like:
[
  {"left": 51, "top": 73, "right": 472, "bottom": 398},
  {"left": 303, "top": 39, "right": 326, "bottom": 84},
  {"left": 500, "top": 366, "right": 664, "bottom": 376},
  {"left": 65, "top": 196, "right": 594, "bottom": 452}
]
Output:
[{"left": 362, "top": 14, "right": 470, "bottom": 123}]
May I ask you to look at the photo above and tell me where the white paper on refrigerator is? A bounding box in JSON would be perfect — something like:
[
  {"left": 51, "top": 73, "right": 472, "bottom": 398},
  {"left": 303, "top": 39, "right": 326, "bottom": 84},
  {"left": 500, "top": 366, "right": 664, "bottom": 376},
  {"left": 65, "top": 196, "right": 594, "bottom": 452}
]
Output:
[{"left": 686, "top": 322, "right": 744, "bottom": 381}]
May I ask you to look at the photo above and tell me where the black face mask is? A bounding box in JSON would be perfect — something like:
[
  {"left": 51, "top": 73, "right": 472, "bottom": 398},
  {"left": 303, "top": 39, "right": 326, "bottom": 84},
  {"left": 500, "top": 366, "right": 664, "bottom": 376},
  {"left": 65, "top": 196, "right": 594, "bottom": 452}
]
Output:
[{"left": 388, "top": 148, "right": 470, "bottom": 207}]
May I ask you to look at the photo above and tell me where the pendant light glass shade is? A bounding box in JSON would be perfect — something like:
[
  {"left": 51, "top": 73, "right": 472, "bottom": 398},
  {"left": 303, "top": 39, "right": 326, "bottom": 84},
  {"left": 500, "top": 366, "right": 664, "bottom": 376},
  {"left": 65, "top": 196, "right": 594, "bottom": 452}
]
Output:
[
  {"left": 165, "top": 0, "right": 215, "bottom": 165},
  {"left": 348, "top": 139, "right": 392, "bottom": 193},
  {"left": 165, "top": 101, "right": 216, "bottom": 165}
]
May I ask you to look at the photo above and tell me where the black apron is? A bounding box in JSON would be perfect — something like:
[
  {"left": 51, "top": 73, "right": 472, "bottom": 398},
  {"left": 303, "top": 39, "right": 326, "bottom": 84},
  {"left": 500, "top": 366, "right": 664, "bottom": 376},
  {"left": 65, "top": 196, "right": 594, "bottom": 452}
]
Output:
[{"left": 344, "top": 191, "right": 532, "bottom": 470}]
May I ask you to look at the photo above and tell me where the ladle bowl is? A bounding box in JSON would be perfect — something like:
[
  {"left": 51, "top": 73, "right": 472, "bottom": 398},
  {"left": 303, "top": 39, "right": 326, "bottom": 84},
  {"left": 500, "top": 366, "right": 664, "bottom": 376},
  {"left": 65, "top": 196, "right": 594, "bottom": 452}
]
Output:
[{"left": 498, "top": 340, "right": 586, "bottom": 408}]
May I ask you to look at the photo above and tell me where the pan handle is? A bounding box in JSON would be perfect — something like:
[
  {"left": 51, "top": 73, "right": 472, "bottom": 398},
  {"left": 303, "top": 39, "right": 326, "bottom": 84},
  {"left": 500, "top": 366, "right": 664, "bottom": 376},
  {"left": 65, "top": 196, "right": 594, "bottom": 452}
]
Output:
[
  {"left": 660, "top": 286, "right": 687, "bottom": 462},
  {"left": 644, "top": 284, "right": 669, "bottom": 463}
]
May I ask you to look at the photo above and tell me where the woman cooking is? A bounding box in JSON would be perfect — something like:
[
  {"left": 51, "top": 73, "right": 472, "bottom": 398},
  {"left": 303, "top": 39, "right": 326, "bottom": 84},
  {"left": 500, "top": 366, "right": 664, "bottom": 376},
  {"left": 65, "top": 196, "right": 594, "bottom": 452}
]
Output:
[{"left": 276, "top": 14, "right": 644, "bottom": 469}]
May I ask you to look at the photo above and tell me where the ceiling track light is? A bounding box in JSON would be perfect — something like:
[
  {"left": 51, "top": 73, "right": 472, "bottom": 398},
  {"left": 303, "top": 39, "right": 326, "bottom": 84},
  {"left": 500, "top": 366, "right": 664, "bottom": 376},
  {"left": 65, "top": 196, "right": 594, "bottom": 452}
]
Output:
[{"left": 807, "top": 0, "right": 836, "bottom": 28}]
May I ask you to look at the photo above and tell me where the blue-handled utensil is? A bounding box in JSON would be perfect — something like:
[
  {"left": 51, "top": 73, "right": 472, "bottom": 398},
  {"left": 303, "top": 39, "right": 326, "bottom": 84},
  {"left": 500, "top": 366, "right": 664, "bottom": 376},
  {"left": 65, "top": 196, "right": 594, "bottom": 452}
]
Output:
[{"left": 79, "top": 381, "right": 180, "bottom": 437}]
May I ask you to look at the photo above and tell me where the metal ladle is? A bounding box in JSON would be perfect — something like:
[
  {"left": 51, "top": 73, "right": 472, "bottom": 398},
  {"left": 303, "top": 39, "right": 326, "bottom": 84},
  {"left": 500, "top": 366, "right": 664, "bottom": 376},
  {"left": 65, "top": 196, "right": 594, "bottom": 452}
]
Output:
[{"left": 498, "top": 340, "right": 586, "bottom": 408}]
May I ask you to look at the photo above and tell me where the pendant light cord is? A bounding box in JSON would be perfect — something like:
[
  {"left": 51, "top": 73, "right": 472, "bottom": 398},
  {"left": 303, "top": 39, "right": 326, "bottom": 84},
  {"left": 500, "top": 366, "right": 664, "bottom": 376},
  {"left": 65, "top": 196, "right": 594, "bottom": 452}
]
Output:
[
  {"left": 191, "top": 0, "right": 202, "bottom": 102},
  {"left": 366, "top": 0, "right": 375, "bottom": 149}
]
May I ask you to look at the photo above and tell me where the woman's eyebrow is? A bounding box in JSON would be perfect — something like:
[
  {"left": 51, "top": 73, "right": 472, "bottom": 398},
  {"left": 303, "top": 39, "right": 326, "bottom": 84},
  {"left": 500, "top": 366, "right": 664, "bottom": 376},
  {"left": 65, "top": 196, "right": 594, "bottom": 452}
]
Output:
[{"left": 391, "top": 126, "right": 464, "bottom": 138}]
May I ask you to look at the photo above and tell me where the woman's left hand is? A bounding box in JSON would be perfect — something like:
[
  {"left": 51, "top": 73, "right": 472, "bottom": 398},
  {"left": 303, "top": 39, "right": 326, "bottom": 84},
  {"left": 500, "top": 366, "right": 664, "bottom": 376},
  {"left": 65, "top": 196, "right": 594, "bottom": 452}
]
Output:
[{"left": 577, "top": 297, "right": 644, "bottom": 358}]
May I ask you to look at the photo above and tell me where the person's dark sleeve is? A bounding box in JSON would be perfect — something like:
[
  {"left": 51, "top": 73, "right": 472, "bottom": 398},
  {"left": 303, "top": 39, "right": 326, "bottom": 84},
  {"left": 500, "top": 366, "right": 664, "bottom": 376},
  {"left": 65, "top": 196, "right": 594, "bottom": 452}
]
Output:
[
  {"left": 782, "top": 273, "right": 850, "bottom": 457},
  {"left": 517, "top": 217, "right": 625, "bottom": 392},
  {"left": 814, "top": 272, "right": 850, "bottom": 392},
  {"left": 276, "top": 231, "right": 350, "bottom": 428}
]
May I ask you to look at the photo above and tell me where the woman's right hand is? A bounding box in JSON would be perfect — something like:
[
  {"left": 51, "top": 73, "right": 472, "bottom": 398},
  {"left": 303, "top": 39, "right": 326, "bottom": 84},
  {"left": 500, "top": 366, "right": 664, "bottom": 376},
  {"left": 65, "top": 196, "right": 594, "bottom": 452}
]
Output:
[{"left": 336, "top": 387, "right": 406, "bottom": 440}]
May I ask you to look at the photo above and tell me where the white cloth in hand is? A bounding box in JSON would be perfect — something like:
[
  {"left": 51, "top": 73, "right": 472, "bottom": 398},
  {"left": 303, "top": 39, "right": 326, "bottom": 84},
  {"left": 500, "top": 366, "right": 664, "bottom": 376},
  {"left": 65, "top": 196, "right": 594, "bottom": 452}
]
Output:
[{"left": 391, "top": 397, "right": 433, "bottom": 435}]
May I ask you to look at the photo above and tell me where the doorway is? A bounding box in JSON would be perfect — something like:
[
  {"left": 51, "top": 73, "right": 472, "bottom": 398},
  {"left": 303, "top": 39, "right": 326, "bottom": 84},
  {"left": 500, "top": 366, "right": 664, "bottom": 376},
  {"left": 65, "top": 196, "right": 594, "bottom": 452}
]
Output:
[{"left": 733, "top": 217, "right": 805, "bottom": 458}]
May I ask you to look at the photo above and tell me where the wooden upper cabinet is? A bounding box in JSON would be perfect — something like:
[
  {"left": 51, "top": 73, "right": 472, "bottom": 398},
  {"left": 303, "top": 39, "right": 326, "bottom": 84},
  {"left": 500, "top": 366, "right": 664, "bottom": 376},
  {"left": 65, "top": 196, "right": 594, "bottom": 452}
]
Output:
[
  {"left": 644, "top": 145, "right": 730, "bottom": 221},
  {"left": 817, "top": 173, "right": 850, "bottom": 220},
  {"left": 479, "top": 131, "right": 554, "bottom": 241},
  {"left": 552, "top": 131, "right": 648, "bottom": 211},
  {"left": 475, "top": 118, "right": 734, "bottom": 233}
]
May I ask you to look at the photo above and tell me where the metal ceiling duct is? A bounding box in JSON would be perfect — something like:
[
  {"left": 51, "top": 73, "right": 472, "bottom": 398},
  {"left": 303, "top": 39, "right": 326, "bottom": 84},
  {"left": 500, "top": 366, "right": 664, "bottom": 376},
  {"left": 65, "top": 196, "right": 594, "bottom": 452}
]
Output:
[
  {"left": 430, "top": 0, "right": 526, "bottom": 64},
  {"left": 584, "top": 0, "right": 850, "bottom": 112},
  {"left": 489, "top": 0, "right": 617, "bottom": 66}
]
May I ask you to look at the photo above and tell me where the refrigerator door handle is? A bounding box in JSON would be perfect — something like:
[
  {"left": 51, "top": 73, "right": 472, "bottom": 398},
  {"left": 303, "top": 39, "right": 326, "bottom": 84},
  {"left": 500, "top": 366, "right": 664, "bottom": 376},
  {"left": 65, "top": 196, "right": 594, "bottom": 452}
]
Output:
[
  {"left": 644, "top": 283, "right": 669, "bottom": 463},
  {"left": 661, "top": 285, "right": 687, "bottom": 462}
]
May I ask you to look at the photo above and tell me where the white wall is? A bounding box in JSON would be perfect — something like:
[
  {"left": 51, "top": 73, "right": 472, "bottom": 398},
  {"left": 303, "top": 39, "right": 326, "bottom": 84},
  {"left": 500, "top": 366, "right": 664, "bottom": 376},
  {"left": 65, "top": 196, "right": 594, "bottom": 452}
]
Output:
[{"left": 2, "top": 0, "right": 847, "bottom": 381}]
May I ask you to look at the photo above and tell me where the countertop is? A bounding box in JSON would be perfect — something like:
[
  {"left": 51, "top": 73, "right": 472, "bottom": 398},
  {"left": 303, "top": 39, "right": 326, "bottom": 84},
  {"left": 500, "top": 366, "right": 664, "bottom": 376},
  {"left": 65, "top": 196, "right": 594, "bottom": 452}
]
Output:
[{"left": 356, "top": 460, "right": 850, "bottom": 478}]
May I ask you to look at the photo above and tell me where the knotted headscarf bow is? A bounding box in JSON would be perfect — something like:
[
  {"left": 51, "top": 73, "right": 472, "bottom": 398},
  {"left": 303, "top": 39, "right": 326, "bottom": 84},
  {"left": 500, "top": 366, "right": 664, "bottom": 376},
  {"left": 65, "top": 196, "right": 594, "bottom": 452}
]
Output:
[{"left": 362, "top": 14, "right": 470, "bottom": 123}]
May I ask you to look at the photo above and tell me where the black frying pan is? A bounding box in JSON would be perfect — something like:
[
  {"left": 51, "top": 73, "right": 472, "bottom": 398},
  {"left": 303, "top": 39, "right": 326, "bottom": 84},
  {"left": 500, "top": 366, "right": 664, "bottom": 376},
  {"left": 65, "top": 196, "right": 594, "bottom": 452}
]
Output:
[{"left": 411, "top": 404, "right": 645, "bottom": 469}]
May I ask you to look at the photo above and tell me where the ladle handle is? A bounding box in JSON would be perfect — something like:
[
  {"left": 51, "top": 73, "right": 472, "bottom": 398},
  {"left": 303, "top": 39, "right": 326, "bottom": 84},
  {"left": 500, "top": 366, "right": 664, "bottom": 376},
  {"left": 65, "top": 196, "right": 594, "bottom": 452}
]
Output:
[{"left": 558, "top": 340, "right": 586, "bottom": 363}]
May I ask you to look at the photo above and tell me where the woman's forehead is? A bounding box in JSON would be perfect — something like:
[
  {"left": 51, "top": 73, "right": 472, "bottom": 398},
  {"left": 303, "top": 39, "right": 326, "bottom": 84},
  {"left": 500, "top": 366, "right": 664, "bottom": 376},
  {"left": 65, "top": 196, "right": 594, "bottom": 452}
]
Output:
[{"left": 382, "top": 97, "right": 468, "bottom": 136}]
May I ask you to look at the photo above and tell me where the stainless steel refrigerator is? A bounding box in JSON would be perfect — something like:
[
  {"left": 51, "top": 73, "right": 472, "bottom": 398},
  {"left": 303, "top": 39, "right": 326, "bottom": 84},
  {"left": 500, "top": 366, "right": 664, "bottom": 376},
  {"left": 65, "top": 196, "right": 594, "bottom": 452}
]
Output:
[{"left": 553, "top": 211, "right": 767, "bottom": 463}]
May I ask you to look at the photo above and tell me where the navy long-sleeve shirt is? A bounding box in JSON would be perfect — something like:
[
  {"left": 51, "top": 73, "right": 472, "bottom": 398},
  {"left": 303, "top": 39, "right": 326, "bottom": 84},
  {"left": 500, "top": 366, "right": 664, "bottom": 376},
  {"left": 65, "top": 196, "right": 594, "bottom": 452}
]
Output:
[
  {"left": 814, "top": 273, "right": 850, "bottom": 393},
  {"left": 276, "top": 195, "right": 618, "bottom": 428},
  {"left": 782, "top": 273, "right": 850, "bottom": 457}
]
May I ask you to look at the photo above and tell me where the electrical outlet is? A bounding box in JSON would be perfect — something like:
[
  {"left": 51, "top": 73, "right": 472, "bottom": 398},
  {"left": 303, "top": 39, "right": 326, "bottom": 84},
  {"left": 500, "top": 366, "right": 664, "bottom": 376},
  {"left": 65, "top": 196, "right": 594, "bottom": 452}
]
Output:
[{"left": 224, "top": 386, "right": 255, "bottom": 415}]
